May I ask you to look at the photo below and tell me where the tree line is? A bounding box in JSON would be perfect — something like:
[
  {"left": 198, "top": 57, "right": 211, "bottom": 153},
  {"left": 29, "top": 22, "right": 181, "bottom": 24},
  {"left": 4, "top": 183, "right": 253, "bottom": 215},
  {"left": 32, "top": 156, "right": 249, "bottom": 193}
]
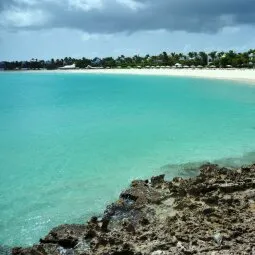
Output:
[{"left": 1, "top": 50, "right": 254, "bottom": 70}]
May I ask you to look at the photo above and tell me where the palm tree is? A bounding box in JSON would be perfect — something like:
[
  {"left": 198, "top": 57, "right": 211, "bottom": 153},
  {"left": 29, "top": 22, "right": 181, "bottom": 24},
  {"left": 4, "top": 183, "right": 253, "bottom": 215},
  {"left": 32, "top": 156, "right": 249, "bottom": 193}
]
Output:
[
  {"left": 198, "top": 51, "right": 207, "bottom": 66},
  {"left": 188, "top": 52, "right": 195, "bottom": 59},
  {"left": 208, "top": 51, "right": 217, "bottom": 62}
]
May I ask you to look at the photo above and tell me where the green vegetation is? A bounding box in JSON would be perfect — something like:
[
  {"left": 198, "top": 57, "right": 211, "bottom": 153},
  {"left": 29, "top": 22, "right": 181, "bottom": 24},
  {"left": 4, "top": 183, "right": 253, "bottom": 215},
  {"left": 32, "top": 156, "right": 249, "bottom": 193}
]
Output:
[{"left": 1, "top": 50, "right": 255, "bottom": 70}]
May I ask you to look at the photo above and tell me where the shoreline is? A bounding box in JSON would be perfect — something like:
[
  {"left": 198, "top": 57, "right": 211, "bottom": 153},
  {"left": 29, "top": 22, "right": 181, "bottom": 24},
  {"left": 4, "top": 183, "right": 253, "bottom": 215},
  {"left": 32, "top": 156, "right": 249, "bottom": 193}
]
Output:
[
  {"left": 1, "top": 68, "right": 255, "bottom": 84},
  {"left": 12, "top": 163, "right": 255, "bottom": 255}
]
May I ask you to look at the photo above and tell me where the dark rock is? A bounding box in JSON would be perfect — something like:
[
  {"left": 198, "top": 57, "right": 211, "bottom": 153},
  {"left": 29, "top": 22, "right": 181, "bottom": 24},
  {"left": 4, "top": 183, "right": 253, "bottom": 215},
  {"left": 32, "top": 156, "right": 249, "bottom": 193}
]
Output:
[
  {"left": 111, "top": 251, "right": 135, "bottom": 255},
  {"left": 125, "top": 223, "right": 135, "bottom": 233},
  {"left": 85, "top": 229, "right": 97, "bottom": 239},
  {"left": 39, "top": 224, "right": 86, "bottom": 249},
  {"left": 58, "top": 237, "right": 78, "bottom": 249},
  {"left": 203, "top": 207, "right": 215, "bottom": 215},
  {"left": 89, "top": 216, "right": 98, "bottom": 224},
  {"left": 101, "top": 217, "right": 110, "bottom": 232},
  {"left": 12, "top": 245, "right": 47, "bottom": 255},
  {"left": 151, "top": 175, "right": 165, "bottom": 186},
  {"left": 12, "top": 248, "right": 23, "bottom": 255},
  {"left": 140, "top": 217, "right": 149, "bottom": 225}
]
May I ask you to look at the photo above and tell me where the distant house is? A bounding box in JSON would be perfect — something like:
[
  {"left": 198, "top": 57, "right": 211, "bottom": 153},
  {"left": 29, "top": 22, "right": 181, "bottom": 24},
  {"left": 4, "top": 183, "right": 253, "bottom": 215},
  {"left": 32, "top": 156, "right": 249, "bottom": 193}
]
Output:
[
  {"left": 86, "top": 65, "right": 103, "bottom": 69},
  {"left": 58, "top": 64, "right": 76, "bottom": 70},
  {"left": 175, "top": 63, "right": 182, "bottom": 68}
]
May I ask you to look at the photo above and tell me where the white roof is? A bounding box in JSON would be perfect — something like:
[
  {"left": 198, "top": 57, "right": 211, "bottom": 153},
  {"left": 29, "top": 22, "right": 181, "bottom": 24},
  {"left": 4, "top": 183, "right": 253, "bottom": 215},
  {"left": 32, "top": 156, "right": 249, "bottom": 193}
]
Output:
[{"left": 59, "top": 64, "right": 76, "bottom": 69}]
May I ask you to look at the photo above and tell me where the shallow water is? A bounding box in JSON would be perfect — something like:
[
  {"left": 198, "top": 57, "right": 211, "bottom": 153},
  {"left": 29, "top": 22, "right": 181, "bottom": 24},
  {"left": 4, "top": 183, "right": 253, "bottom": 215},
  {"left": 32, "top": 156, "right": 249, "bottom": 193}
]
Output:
[{"left": 0, "top": 72, "right": 255, "bottom": 246}]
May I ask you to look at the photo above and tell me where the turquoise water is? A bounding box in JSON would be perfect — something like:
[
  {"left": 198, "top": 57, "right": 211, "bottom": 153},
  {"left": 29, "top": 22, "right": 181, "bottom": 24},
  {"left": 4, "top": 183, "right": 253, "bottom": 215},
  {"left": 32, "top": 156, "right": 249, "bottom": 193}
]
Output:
[{"left": 1, "top": 73, "right": 255, "bottom": 247}]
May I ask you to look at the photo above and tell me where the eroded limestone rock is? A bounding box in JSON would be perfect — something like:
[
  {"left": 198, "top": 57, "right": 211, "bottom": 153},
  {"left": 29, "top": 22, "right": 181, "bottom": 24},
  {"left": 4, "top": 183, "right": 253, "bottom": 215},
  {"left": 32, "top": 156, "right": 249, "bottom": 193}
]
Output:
[{"left": 12, "top": 165, "right": 255, "bottom": 255}]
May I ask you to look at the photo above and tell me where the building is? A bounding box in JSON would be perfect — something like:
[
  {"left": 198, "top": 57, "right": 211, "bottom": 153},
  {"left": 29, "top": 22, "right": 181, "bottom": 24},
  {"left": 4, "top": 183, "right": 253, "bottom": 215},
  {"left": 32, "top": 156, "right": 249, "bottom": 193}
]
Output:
[
  {"left": 175, "top": 63, "right": 182, "bottom": 68},
  {"left": 86, "top": 65, "right": 103, "bottom": 69},
  {"left": 58, "top": 64, "right": 76, "bottom": 70}
]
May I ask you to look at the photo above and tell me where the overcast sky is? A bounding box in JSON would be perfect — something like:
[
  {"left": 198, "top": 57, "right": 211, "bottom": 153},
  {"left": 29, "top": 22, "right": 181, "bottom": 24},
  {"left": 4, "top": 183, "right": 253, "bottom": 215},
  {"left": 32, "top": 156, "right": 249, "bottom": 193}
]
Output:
[{"left": 1, "top": 0, "right": 255, "bottom": 61}]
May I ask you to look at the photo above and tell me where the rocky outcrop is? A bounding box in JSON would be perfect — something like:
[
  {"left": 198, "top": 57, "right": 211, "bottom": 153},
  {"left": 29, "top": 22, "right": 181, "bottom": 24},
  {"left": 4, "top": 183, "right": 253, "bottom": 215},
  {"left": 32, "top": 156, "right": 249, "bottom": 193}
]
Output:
[{"left": 12, "top": 164, "right": 255, "bottom": 255}]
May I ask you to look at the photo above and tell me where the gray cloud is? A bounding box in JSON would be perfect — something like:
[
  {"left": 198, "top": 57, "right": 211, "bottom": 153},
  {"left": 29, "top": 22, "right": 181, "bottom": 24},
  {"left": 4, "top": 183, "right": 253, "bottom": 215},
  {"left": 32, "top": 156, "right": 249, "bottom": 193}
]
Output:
[{"left": 1, "top": 0, "right": 255, "bottom": 33}]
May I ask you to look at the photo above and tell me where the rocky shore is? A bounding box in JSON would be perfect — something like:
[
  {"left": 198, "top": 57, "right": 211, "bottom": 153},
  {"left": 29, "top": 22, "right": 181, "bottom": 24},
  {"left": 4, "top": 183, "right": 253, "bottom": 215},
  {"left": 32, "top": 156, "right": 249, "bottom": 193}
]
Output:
[{"left": 12, "top": 163, "right": 255, "bottom": 255}]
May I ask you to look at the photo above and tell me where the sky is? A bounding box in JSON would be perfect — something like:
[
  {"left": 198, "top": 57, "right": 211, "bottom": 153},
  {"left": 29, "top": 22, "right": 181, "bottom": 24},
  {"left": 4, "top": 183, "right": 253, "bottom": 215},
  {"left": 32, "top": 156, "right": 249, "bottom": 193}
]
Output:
[{"left": 0, "top": 0, "right": 255, "bottom": 61}]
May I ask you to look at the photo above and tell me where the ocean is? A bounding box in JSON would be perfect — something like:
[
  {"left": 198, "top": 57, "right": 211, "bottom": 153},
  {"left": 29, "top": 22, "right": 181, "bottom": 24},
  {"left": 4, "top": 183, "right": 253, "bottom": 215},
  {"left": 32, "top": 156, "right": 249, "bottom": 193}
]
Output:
[{"left": 0, "top": 72, "right": 255, "bottom": 247}]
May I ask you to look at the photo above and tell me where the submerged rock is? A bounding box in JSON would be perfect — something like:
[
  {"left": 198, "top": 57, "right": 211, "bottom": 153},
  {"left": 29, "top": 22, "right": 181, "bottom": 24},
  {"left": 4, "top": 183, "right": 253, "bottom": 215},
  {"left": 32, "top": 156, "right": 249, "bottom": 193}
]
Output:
[
  {"left": 0, "top": 245, "right": 11, "bottom": 255},
  {"left": 12, "top": 163, "right": 255, "bottom": 255}
]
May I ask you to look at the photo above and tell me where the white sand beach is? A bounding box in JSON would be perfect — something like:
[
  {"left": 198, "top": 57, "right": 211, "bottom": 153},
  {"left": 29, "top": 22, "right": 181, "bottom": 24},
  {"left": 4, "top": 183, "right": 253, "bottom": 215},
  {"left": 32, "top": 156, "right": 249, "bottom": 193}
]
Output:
[
  {"left": 6, "top": 68, "right": 255, "bottom": 84},
  {"left": 45, "top": 68, "right": 255, "bottom": 83}
]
